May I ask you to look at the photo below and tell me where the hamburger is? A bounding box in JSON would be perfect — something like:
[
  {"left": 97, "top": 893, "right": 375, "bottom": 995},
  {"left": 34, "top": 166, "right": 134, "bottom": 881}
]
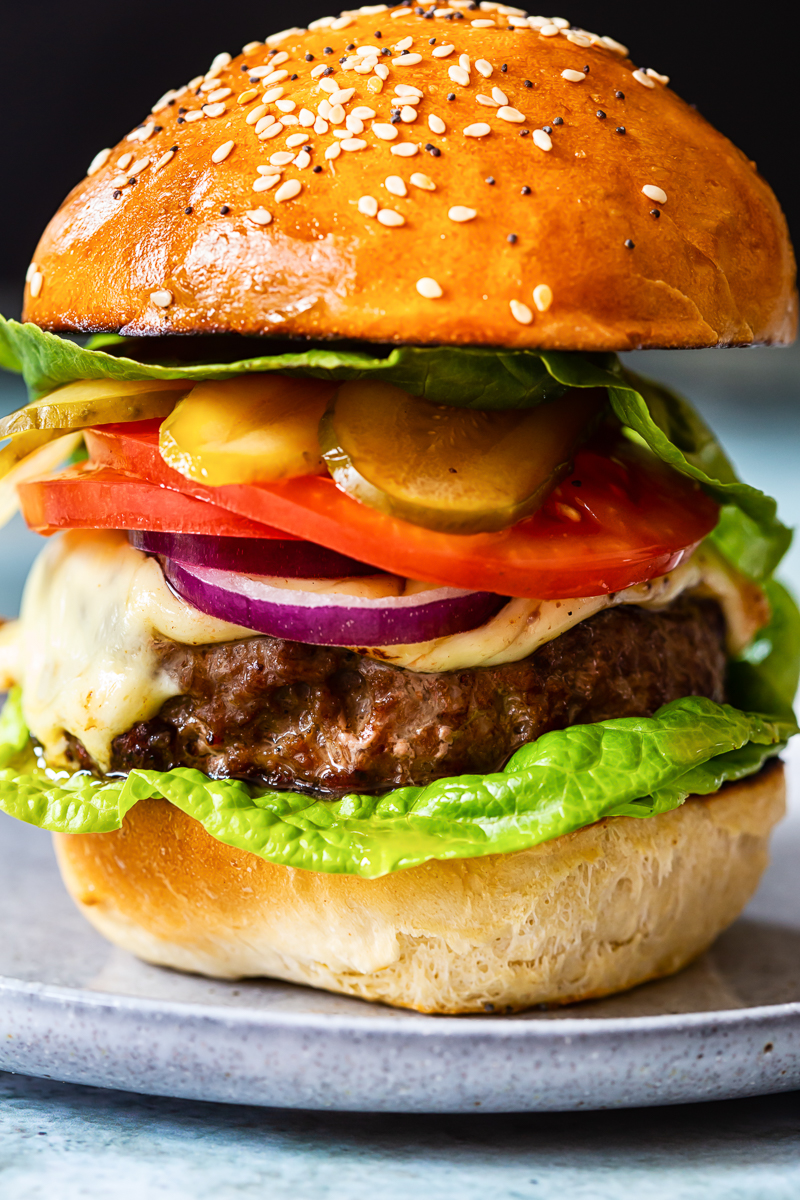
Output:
[{"left": 0, "top": 5, "right": 797, "bottom": 1015}]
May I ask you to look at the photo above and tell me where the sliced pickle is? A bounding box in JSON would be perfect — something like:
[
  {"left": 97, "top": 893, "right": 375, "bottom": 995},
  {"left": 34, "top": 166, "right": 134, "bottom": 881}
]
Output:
[
  {"left": 0, "top": 378, "right": 188, "bottom": 439},
  {"left": 319, "top": 382, "right": 606, "bottom": 534},
  {"left": 0, "top": 430, "right": 83, "bottom": 528},
  {"left": 159, "top": 374, "right": 338, "bottom": 485}
]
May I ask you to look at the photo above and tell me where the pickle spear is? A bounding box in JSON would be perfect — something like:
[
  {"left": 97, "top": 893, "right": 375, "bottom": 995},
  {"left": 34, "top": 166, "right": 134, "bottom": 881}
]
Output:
[
  {"left": 0, "top": 378, "right": 187, "bottom": 439},
  {"left": 159, "top": 374, "right": 337, "bottom": 485},
  {"left": 319, "top": 382, "right": 606, "bottom": 534}
]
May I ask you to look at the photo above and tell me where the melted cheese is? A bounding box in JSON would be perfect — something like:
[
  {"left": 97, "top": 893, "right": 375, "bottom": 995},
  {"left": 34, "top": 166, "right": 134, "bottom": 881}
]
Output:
[{"left": 0, "top": 530, "right": 766, "bottom": 773}]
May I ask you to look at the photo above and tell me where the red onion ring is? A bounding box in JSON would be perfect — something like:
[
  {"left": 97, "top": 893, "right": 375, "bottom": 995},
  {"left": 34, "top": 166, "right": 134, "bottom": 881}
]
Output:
[
  {"left": 130, "top": 529, "right": 376, "bottom": 578},
  {"left": 162, "top": 558, "right": 508, "bottom": 647}
]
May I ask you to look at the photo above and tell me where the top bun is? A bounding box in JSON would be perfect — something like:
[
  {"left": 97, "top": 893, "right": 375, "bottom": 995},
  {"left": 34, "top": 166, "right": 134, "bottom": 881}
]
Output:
[{"left": 23, "top": 5, "right": 797, "bottom": 350}]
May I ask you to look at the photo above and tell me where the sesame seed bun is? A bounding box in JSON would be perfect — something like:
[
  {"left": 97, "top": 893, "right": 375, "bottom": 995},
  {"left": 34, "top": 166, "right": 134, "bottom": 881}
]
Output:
[
  {"left": 23, "top": 7, "right": 796, "bottom": 350},
  {"left": 52, "top": 762, "right": 784, "bottom": 1014}
]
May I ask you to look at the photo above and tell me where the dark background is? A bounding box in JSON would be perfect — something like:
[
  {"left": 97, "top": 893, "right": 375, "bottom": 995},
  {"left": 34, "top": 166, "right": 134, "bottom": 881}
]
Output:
[{"left": 0, "top": 0, "right": 797, "bottom": 303}]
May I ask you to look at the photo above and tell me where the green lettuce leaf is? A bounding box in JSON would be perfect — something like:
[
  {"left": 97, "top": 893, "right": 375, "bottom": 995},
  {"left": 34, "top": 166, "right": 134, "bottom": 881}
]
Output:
[
  {"left": 0, "top": 692, "right": 792, "bottom": 877},
  {"left": 0, "top": 315, "right": 789, "bottom": 580},
  {"left": 0, "top": 315, "right": 567, "bottom": 409}
]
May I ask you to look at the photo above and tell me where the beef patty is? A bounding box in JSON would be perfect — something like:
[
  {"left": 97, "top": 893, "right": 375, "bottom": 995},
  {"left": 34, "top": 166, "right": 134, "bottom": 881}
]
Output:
[{"left": 65, "top": 596, "right": 727, "bottom": 795}]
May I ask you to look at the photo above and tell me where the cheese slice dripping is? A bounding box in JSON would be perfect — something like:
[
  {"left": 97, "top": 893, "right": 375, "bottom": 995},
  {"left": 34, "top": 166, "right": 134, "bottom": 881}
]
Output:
[{"left": 0, "top": 530, "right": 766, "bottom": 772}]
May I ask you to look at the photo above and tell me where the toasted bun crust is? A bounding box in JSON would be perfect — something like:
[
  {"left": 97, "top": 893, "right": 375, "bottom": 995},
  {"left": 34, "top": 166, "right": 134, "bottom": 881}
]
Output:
[
  {"left": 24, "top": 10, "right": 796, "bottom": 349},
  {"left": 53, "top": 763, "right": 784, "bottom": 1014}
]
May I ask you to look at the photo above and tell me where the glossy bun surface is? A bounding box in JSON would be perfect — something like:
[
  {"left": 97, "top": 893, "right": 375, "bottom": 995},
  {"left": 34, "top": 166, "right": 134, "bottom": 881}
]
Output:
[{"left": 24, "top": 7, "right": 796, "bottom": 349}]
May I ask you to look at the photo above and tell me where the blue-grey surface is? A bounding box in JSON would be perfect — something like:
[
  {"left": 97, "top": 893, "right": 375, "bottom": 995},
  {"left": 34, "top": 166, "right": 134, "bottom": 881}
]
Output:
[
  {"left": 1, "top": 1070, "right": 799, "bottom": 1200},
  {"left": 1, "top": 314, "right": 799, "bottom": 1192}
]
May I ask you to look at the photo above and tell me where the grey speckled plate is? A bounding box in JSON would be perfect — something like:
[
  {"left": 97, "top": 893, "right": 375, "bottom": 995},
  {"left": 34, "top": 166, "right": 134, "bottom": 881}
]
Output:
[{"left": 1, "top": 743, "right": 799, "bottom": 1113}]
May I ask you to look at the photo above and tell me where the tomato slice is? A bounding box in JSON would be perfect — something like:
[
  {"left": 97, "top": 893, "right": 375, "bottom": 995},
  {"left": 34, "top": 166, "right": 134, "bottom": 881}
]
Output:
[
  {"left": 75, "top": 420, "right": 719, "bottom": 599},
  {"left": 18, "top": 461, "right": 297, "bottom": 539}
]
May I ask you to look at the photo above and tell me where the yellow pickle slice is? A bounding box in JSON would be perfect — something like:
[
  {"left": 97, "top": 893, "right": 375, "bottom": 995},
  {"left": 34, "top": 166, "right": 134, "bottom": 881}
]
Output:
[{"left": 0, "top": 378, "right": 188, "bottom": 439}]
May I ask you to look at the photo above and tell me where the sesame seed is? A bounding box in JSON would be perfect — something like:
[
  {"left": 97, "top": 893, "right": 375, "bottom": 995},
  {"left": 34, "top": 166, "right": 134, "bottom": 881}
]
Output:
[
  {"left": 532, "top": 284, "right": 553, "bottom": 312},
  {"left": 475, "top": 59, "right": 493, "bottom": 78},
  {"left": 377, "top": 209, "right": 405, "bottom": 226},
  {"left": 359, "top": 195, "right": 379, "bottom": 216},
  {"left": 646, "top": 69, "right": 670, "bottom": 85},
  {"left": 486, "top": 176, "right": 496, "bottom": 185},
  {"left": 29, "top": 271, "right": 43, "bottom": 298},
  {"left": 275, "top": 179, "right": 302, "bottom": 203},
  {"left": 583, "top": 65, "right": 590, "bottom": 74},
  {"left": 459, "top": 53, "right": 470, "bottom": 71},
  {"left": 539, "top": 23, "right": 560, "bottom": 36},
  {"left": 211, "top": 140, "right": 235, "bottom": 163},
  {"left": 313, "top": 165, "right": 323, "bottom": 173},
  {"left": 238, "top": 88, "right": 260, "bottom": 105},
  {"left": 330, "top": 87, "right": 356, "bottom": 105},
  {"left": 276, "top": 99, "right": 297, "bottom": 114},
  {"left": 448, "top": 65, "right": 470, "bottom": 86},
  {"left": 507, "top": 233, "right": 518, "bottom": 244},
  {"left": 294, "top": 150, "right": 312, "bottom": 168},
  {"left": 642, "top": 184, "right": 668, "bottom": 204},
  {"left": 596, "top": 110, "right": 606, "bottom": 119},
  {"left": 342, "top": 138, "right": 368, "bottom": 151},
  {"left": 396, "top": 53, "right": 423, "bottom": 65},
  {"left": 259, "top": 122, "right": 284, "bottom": 141},
  {"left": 521, "top": 185, "right": 531, "bottom": 194},
  {"left": 632, "top": 69, "right": 655, "bottom": 89},
  {"left": 391, "top": 143, "right": 420, "bottom": 157},
  {"left": 246, "top": 104, "right": 268, "bottom": 125},
  {"left": 325, "top": 142, "right": 342, "bottom": 159},
  {"left": 400, "top": 105, "right": 418, "bottom": 122},
  {"left": 410, "top": 172, "right": 436, "bottom": 190},
  {"left": 396, "top": 83, "right": 424, "bottom": 98},
  {"left": 510, "top": 299, "right": 533, "bottom": 324},
  {"left": 150, "top": 289, "right": 173, "bottom": 308},
  {"left": 154, "top": 150, "right": 175, "bottom": 171},
  {"left": 351, "top": 106, "right": 377, "bottom": 119},
  {"left": 253, "top": 174, "right": 281, "bottom": 191},
  {"left": 285, "top": 133, "right": 309, "bottom": 148},
  {"left": 616, "top": 126, "right": 626, "bottom": 135},
  {"left": 492, "top": 87, "right": 509, "bottom": 105},
  {"left": 561, "top": 69, "right": 585, "bottom": 83},
  {"left": 602, "top": 36, "right": 629, "bottom": 56},
  {"left": 477, "top": 94, "right": 499, "bottom": 107},
  {"left": 523, "top": 79, "right": 532, "bottom": 88},
  {"left": 87, "top": 147, "right": 111, "bottom": 176},
  {"left": 464, "top": 122, "right": 491, "bottom": 138},
  {"left": 417, "top": 277, "right": 443, "bottom": 299},
  {"left": 324, "top": 46, "right": 334, "bottom": 54},
  {"left": 207, "top": 86, "right": 232, "bottom": 103},
  {"left": 394, "top": 35, "right": 413, "bottom": 51},
  {"left": 202, "top": 102, "right": 227, "bottom": 118},
  {"left": 650, "top": 209, "right": 661, "bottom": 218},
  {"left": 112, "top": 189, "right": 122, "bottom": 199},
  {"left": 432, "top": 44, "right": 455, "bottom": 57},
  {"left": 427, "top": 145, "right": 441, "bottom": 157},
  {"left": 615, "top": 91, "right": 625, "bottom": 99},
  {"left": 255, "top": 115, "right": 276, "bottom": 134},
  {"left": 553, "top": 116, "right": 564, "bottom": 125},
  {"left": 471, "top": 18, "right": 496, "bottom": 27},
  {"left": 373, "top": 122, "right": 399, "bottom": 140},
  {"left": 624, "top": 238, "right": 635, "bottom": 248},
  {"left": 117, "top": 152, "right": 134, "bottom": 171},
  {"left": 428, "top": 114, "right": 446, "bottom": 134},
  {"left": 386, "top": 175, "right": 408, "bottom": 197},
  {"left": 262, "top": 86, "right": 285, "bottom": 103},
  {"left": 498, "top": 106, "right": 525, "bottom": 124},
  {"left": 447, "top": 93, "right": 456, "bottom": 101},
  {"left": 220, "top": 205, "right": 230, "bottom": 215},
  {"left": 314, "top": 117, "right": 330, "bottom": 135},
  {"left": 449, "top": 205, "right": 477, "bottom": 222},
  {"left": 566, "top": 31, "right": 591, "bottom": 47},
  {"left": 185, "top": 206, "right": 193, "bottom": 214}
]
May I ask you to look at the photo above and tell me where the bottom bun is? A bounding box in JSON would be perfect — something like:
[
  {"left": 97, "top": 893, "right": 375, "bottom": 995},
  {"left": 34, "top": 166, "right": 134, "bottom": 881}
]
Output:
[{"left": 53, "top": 764, "right": 785, "bottom": 1014}]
